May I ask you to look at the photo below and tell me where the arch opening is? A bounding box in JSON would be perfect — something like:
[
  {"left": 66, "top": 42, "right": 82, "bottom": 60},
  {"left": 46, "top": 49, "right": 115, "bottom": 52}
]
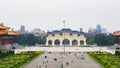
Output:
[
  {"left": 72, "top": 40, "right": 78, "bottom": 45},
  {"left": 54, "top": 39, "right": 60, "bottom": 45},
  {"left": 80, "top": 40, "right": 84, "bottom": 45},
  {"left": 48, "top": 40, "right": 52, "bottom": 45},
  {"left": 62, "top": 39, "right": 70, "bottom": 45}
]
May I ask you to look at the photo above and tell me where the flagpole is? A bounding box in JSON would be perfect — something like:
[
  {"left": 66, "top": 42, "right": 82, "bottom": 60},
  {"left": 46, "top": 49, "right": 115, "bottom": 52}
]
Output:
[{"left": 63, "top": 20, "right": 65, "bottom": 55}]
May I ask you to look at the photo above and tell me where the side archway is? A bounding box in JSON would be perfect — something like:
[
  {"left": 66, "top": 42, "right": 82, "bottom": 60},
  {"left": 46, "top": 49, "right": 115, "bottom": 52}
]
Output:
[
  {"left": 62, "top": 39, "right": 70, "bottom": 45},
  {"left": 54, "top": 39, "right": 60, "bottom": 45},
  {"left": 80, "top": 40, "right": 84, "bottom": 45},
  {"left": 72, "top": 39, "right": 78, "bottom": 45},
  {"left": 48, "top": 40, "right": 52, "bottom": 45}
]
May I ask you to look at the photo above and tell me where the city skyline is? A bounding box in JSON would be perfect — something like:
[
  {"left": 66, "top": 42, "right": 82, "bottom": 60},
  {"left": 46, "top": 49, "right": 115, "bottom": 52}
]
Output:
[{"left": 0, "top": 0, "right": 120, "bottom": 32}]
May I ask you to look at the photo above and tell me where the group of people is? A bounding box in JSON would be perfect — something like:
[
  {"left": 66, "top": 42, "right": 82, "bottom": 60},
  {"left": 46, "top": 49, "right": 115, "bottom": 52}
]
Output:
[{"left": 35, "top": 52, "right": 86, "bottom": 68}]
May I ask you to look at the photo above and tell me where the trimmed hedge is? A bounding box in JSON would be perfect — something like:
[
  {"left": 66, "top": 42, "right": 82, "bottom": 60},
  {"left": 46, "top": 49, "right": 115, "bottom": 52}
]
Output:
[
  {"left": 0, "top": 51, "right": 43, "bottom": 68},
  {"left": 0, "top": 50, "right": 14, "bottom": 58},
  {"left": 115, "top": 50, "right": 120, "bottom": 56},
  {"left": 88, "top": 51, "right": 120, "bottom": 68}
]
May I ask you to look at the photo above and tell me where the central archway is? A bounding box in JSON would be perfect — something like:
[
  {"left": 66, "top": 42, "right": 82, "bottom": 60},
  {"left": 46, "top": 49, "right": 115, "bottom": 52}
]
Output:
[
  {"left": 62, "top": 39, "right": 70, "bottom": 45},
  {"left": 72, "top": 40, "right": 78, "bottom": 45}
]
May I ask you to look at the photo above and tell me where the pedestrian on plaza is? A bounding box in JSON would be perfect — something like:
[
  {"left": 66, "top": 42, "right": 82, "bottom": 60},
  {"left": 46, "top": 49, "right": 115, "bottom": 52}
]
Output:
[
  {"left": 47, "top": 60, "right": 49, "bottom": 63},
  {"left": 61, "top": 64, "right": 63, "bottom": 68},
  {"left": 43, "top": 61, "right": 44, "bottom": 64},
  {"left": 45, "top": 56, "right": 47, "bottom": 58},
  {"left": 81, "top": 57, "right": 85, "bottom": 60},
  {"left": 54, "top": 58, "right": 57, "bottom": 61},
  {"left": 66, "top": 62, "right": 69, "bottom": 66},
  {"left": 36, "top": 65, "right": 38, "bottom": 68},
  {"left": 81, "top": 54, "right": 83, "bottom": 57},
  {"left": 45, "top": 65, "right": 47, "bottom": 68},
  {"left": 39, "top": 65, "right": 41, "bottom": 68}
]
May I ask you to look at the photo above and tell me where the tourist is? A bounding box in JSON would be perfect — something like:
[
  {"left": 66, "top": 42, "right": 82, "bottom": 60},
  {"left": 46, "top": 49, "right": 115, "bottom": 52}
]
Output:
[
  {"left": 47, "top": 60, "right": 49, "bottom": 63},
  {"left": 45, "top": 65, "right": 47, "bottom": 68},
  {"left": 54, "top": 58, "right": 57, "bottom": 61},
  {"left": 66, "top": 62, "right": 69, "bottom": 66},
  {"left": 45, "top": 56, "right": 47, "bottom": 58},
  {"left": 43, "top": 61, "right": 44, "bottom": 64},
  {"left": 61, "top": 64, "right": 63, "bottom": 68},
  {"left": 81, "top": 57, "right": 85, "bottom": 60},
  {"left": 36, "top": 65, "right": 38, "bottom": 68},
  {"left": 39, "top": 65, "right": 41, "bottom": 68}
]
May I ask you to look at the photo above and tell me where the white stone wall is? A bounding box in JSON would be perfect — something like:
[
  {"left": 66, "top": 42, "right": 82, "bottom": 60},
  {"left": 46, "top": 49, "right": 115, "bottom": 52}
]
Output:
[
  {"left": 46, "top": 32, "right": 86, "bottom": 46},
  {"left": 14, "top": 46, "right": 116, "bottom": 54}
]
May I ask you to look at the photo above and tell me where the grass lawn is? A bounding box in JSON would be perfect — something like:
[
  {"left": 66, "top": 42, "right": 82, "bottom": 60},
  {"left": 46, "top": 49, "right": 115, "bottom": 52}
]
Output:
[
  {"left": 0, "top": 51, "right": 43, "bottom": 68},
  {"left": 87, "top": 51, "right": 120, "bottom": 68}
]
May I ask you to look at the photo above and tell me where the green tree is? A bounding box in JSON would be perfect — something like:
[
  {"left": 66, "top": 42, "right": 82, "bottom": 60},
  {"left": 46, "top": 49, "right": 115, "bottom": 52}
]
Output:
[
  {"left": 26, "top": 34, "right": 36, "bottom": 46},
  {"left": 86, "top": 36, "right": 95, "bottom": 45},
  {"left": 14, "top": 35, "right": 27, "bottom": 45},
  {"left": 105, "top": 34, "right": 115, "bottom": 45},
  {"left": 35, "top": 36, "right": 46, "bottom": 44},
  {"left": 13, "top": 34, "right": 37, "bottom": 46},
  {"left": 94, "top": 34, "right": 116, "bottom": 46}
]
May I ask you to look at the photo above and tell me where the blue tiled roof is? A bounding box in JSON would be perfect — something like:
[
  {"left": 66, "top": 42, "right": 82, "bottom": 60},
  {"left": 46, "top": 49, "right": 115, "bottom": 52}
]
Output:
[
  {"left": 61, "top": 28, "right": 71, "bottom": 32},
  {"left": 53, "top": 30, "right": 60, "bottom": 33},
  {"left": 72, "top": 30, "right": 78, "bottom": 33},
  {"left": 46, "top": 28, "right": 85, "bottom": 35}
]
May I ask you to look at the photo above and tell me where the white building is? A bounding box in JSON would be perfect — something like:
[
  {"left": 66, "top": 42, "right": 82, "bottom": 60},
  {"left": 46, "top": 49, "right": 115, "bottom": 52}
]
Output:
[{"left": 46, "top": 28, "right": 87, "bottom": 46}]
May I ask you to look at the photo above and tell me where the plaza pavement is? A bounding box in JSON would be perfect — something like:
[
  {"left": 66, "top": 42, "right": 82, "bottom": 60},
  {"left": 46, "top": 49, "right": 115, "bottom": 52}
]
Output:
[
  {"left": 15, "top": 46, "right": 116, "bottom": 54},
  {"left": 24, "top": 52, "right": 101, "bottom": 68}
]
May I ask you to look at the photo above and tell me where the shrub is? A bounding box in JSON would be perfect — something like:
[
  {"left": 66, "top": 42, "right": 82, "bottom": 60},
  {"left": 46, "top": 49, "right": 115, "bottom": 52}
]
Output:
[{"left": 115, "top": 51, "right": 120, "bottom": 56}]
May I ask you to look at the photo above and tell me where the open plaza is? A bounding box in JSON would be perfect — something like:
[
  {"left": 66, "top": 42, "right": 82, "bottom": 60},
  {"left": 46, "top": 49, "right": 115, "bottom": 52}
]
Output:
[
  {"left": 13, "top": 46, "right": 116, "bottom": 68},
  {"left": 24, "top": 52, "right": 101, "bottom": 68}
]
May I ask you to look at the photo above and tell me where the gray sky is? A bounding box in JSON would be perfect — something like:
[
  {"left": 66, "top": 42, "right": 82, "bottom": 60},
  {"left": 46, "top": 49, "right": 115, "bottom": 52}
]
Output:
[{"left": 0, "top": 0, "right": 120, "bottom": 32}]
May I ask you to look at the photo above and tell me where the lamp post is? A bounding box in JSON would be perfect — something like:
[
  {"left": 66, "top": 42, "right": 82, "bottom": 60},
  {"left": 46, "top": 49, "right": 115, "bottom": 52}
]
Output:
[{"left": 63, "top": 20, "right": 65, "bottom": 55}]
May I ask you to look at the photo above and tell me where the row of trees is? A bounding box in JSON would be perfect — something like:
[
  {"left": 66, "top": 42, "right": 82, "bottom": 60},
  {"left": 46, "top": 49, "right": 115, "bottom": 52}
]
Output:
[
  {"left": 86, "top": 34, "right": 118, "bottom": 46},
  {"left": 14, "top": 33, "right": 118, "bottom": 46},
  {"left": 13, "top": 34, "right": 46, "bottom": 46}
]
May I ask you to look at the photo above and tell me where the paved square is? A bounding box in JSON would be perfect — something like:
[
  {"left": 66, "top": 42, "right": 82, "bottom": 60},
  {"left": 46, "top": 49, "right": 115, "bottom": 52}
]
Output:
[{"left": 24, "top": 52, "right": 101, "bottom": 68}]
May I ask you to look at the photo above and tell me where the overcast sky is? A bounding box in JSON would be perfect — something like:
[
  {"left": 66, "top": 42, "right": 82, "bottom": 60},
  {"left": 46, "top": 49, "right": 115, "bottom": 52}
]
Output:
[{"left": 0, "top": 0, "right": 120, "bottom": 32}]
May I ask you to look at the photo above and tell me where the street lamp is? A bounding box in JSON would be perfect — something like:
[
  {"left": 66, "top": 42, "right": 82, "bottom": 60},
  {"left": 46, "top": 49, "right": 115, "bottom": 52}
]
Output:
[{"left": 63, "top": 20, "right": 65, "bottom": 55}]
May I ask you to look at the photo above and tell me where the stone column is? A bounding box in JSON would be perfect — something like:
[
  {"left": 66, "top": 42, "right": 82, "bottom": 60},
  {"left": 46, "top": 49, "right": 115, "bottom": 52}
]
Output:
[
  {"left": 70, "top": 40, "right": 72, "bottom": 46},
  {"left": 84, "top": 40, "right": 87, "bottom": 45},
  {"left": 78, "top": 40, "right": 80, "bottom": 46},
  {"left": 77, "top": 40, "right": 79, "bottom": 46},
  {"left": 60, "top": 40, "right": 63, "bottom": 46},
  {"left": 46, "top": 39, "right": 48, "bottom": 46},
  {"left": 52, "top": 40, "right": 54, "bottom": 46}
]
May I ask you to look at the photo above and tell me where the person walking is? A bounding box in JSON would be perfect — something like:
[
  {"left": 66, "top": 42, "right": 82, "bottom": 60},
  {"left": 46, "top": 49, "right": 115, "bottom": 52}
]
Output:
[{"left": 61, "top": 64, "right": 63, "bottom": 68}]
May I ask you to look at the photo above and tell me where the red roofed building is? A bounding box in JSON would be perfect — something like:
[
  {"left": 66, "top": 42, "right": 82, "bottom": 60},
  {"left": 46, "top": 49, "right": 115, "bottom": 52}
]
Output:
[
  {"left": 113, "top": 31, "right": 120, "bottom": 44},
  {"left": 0, "top": 23, "right": 20, "bottom": 49}
]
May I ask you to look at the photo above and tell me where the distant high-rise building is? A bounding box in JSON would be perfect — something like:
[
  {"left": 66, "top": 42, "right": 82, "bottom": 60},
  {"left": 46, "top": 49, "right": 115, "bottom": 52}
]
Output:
[
  {"left": 32, "top": 28, "right": 41, "bottom": 36},
  {"left": 88, "top": 27, "right": 92, "bottom": 33},
  {"left": 96, "top": 24, "right": 102, "bottom": 33},
  {"left": 88, "top": 24, "right": 107, "bottom": 34},
  {"left": 19, "top": 25, "right": 25, "bottom": 34},
  {"left": 102, "top": 28, "right": 106, "bottom": 33}
]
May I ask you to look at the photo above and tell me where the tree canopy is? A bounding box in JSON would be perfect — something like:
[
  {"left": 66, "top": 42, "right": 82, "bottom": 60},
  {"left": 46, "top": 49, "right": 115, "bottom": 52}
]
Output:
[
  {"left": 94, "top": 34, "right": 117, "bottom": 46},
  {"left": 13, "top": 34, "right": 46, "bottom": 46}
]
